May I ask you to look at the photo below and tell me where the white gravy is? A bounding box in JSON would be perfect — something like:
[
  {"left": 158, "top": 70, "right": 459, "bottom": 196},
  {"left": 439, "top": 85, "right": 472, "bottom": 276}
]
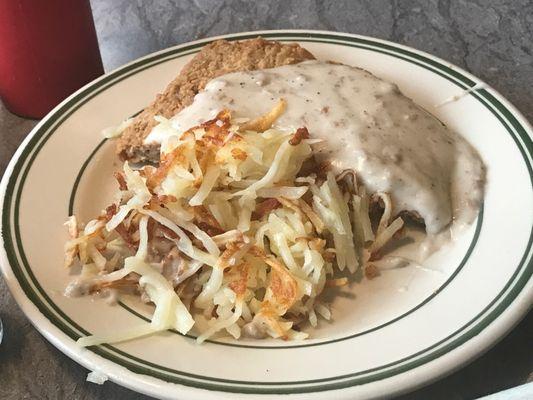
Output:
[{"left": 145, "top": 61, "right": 485, "bottom": 233}]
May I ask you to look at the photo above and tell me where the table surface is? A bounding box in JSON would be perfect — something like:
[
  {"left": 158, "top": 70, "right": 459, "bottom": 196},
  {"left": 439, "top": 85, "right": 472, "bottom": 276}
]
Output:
[{"left": 1, "top": 1, "right": 532, "bottom": 399}]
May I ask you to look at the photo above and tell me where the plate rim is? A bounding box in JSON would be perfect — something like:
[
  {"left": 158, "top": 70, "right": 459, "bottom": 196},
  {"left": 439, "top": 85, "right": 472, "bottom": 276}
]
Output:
[{"left": 0, "top": 29, "right": 532, "bottom": 400}]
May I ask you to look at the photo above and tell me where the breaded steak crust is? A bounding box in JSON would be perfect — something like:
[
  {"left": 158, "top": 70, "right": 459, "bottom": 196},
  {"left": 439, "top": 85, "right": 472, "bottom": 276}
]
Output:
[{"left": 117, "top": 38, "right": 315, "bottom": 162}]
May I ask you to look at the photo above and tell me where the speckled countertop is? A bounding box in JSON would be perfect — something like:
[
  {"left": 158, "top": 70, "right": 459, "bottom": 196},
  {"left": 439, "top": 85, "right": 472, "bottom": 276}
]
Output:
[{"left": 0, "top": 1, "right": 531, "bottom": 399}]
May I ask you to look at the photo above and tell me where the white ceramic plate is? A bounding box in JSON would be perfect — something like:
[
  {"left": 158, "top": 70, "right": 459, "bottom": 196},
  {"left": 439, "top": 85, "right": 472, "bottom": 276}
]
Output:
[{"left": 1, "top": 30, "right": 532, "bottom": 400}]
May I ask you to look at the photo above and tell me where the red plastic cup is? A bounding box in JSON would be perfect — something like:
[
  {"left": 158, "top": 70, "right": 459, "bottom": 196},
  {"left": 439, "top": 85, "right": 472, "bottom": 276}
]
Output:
[{"left": 0, "top": 0, "right": 104, "bottom": 118}]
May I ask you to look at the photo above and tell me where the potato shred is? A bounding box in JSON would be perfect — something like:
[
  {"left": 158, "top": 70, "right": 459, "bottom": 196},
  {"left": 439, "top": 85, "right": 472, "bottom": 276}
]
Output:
[{"left": 66, "top": 104, "right": 403, "bottom": 346}]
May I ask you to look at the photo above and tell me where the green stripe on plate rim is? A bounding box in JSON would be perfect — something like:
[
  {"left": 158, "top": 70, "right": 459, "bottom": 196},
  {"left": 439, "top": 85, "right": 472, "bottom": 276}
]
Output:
[
  {"left": 2, "top": 31, "right": 532, "bottom": 394},
  {"left": 68, "top": 138, "right": 484, "bottom": 349}
]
